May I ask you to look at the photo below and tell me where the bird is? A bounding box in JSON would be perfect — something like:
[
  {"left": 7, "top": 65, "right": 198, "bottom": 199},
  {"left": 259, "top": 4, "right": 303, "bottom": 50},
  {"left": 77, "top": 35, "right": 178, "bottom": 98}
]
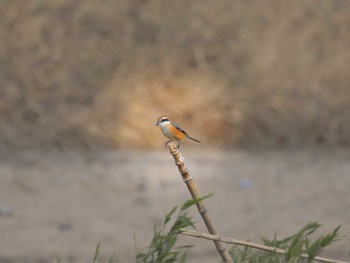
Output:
[{"left": 155, "top": 116, "right": 201, "bottom": 148}]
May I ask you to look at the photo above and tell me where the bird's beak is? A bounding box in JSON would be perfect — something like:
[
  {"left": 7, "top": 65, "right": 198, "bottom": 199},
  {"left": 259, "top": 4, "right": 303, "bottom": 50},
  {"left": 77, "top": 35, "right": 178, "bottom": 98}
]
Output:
[{"left": 155, "top": 122, "right": 159, "bottom": 126}]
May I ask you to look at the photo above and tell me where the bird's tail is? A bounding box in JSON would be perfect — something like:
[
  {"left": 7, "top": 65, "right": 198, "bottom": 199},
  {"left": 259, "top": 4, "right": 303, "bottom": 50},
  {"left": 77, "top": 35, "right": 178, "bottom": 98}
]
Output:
[{"left": 187, "top": 136, "right": 201, "bottom": 143}]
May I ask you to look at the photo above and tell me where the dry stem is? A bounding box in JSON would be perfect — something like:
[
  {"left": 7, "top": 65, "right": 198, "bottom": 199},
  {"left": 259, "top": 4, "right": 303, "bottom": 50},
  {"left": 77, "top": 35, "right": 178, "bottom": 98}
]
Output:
[
  {"left": 166, "top": 141, "right": 233, "bottom": 263},
  {"left": 178, "top": 228, "right": 348, "bottom": 263}
]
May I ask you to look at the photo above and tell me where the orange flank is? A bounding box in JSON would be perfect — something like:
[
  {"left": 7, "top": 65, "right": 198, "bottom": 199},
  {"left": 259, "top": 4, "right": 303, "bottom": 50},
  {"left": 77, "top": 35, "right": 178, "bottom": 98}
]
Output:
[{"left": 167, "top": 124, "right": 186, "bottom": 140}]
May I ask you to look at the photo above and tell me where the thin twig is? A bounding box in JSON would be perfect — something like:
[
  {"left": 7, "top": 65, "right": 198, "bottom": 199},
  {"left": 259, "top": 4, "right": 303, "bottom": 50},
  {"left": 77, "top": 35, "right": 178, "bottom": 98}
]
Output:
[
  {"left": 178, "top": 228, "right": 348, "bottom": 263},
  {"left": 166, "top": 142, "right": 233, "bottom": 263}
]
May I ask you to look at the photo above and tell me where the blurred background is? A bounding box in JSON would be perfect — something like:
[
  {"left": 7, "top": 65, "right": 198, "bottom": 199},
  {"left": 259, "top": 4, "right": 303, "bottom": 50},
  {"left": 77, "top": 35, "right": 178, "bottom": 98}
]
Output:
[
  {"left": 0, "top": 0, "right": 350, "bottom": 262},
  {"left": 1, "top": 0, "right": 350, "bottom": 149}
]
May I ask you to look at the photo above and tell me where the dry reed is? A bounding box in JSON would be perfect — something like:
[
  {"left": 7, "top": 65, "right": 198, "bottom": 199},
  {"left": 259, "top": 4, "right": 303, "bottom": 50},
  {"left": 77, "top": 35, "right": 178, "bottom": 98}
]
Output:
[
  {"left": 166, "top": 141, "right": 232, "bottom": 263},
  {"left": 178, "top": 228, "right": 347, "bottom": 263}
]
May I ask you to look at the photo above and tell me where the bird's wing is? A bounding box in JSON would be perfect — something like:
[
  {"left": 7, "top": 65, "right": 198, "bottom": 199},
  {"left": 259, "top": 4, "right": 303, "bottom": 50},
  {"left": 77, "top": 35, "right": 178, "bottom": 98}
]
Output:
[{"left": 172, "top": 122, "right": 189, "bottom": 136}]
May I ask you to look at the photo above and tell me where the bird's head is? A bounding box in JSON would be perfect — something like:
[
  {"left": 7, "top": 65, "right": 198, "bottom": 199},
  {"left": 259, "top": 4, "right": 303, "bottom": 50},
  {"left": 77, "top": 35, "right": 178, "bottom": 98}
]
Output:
[{"left": 156, "top": 116, "right": 170, "bottom": 127}]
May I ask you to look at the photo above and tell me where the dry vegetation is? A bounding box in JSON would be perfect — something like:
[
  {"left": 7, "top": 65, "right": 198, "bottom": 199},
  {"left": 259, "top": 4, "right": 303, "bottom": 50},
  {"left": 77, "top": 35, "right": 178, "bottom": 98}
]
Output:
[{"left": 1, "top": 0, "right": 350, "bottom": 149}]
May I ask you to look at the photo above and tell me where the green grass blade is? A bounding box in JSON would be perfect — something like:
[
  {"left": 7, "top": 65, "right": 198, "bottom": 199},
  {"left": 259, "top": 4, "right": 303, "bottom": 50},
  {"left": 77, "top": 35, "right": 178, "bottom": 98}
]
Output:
[{"left": 93, "top": 242, "right": 101, "bottom": 263}]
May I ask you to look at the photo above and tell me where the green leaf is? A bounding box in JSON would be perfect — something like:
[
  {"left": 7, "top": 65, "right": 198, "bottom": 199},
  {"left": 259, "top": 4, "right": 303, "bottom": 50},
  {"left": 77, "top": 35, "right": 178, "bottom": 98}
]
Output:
[
  {"left": 288, "top": 240, "right": 303, "bottom": 259},
  {"left": 320, "top": 225, "right": 341, "bottom": 247},
  {"left": 287, "top": 233, "right": 303, "bottom": 258},
  {"left": 307, "top": 239, "right": 321, "bottom": 260},
  {"left": 171, "top": 216, "right": 195, "bottom": 232},
  {"left": 162, "top": 236, "right": 177, "bottom": 256},
  {"left": 287, "top": 257, "right": 299, "bottom": 263},
  {"left": 228, "top": 222, "right": 342, "bottom": 263},
  {"left": 304, "top": 222, "right": 322, "bottom": 236},
  {"left": 180, "top": 193, "right": 213, "bottom": 211},
  {"left": 93, "top": 242, "right": 101, "bottom": 263},
  {"left": 176, "top": 245, "right": 194, "bottom": 250},
  {"left": 179, "top": 251, "right": 187, "bottom": 263},
  {"left": 136, "top": 252, "right": 148, "bottom": 260},
  {"left": 164, "top": 206, "right": 178, "bottom": 225}
]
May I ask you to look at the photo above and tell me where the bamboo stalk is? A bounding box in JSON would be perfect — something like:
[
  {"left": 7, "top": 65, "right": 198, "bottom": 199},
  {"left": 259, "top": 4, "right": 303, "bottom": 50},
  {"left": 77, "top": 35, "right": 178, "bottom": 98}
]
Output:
[
  {"left": 178, "top": 228, "right": 348, "bottom": 263},
  {"left": 166, "top": 142, "right": 233, "bottom": 263}
]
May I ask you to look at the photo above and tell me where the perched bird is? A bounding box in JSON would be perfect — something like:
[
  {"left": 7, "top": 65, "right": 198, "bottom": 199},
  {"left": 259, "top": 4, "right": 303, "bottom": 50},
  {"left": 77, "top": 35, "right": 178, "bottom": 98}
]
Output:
[{"left": 155, "top": 116, "right": 201, "bottom": 148}]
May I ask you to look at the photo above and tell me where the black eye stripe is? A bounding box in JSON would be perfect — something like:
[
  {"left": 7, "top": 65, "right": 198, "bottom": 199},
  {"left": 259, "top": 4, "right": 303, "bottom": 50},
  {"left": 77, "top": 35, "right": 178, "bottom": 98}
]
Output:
[{"left": 160, "top": 118, "right": 169, "bottom": 122}]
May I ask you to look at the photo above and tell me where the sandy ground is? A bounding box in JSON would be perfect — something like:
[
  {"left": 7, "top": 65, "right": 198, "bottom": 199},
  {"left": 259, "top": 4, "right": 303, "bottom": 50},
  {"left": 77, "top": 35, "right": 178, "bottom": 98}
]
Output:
[{"left": 0, "top": 148, "right": 349, "bottom": 263}]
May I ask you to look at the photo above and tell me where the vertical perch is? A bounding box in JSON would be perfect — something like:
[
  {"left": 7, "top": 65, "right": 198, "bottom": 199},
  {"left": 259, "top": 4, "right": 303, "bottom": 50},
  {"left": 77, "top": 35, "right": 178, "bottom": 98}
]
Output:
[{"left": 167, "top": 142, "right": 233, "bottom": 263}]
